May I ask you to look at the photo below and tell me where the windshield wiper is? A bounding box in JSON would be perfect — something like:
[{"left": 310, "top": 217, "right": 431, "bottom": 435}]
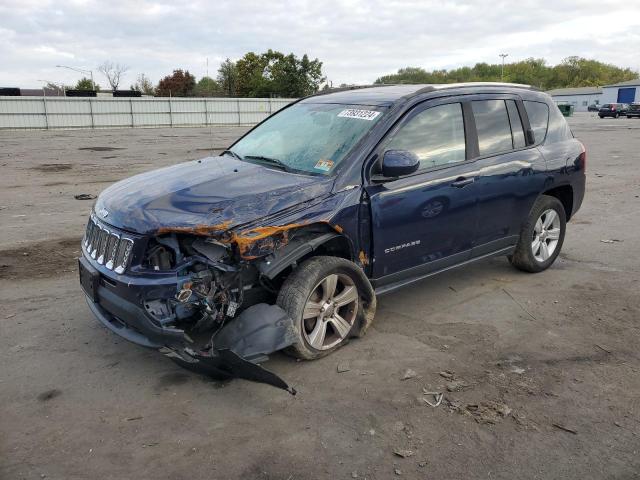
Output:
[
  {"left": 222, "top": 149, "right": 243, "bottom": 160},
  {"left": 243, "top": 155, "right": 290, "bottom": 172}
]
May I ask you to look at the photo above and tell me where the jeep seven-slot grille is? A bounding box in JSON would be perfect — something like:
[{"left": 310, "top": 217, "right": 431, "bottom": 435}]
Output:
[{"left": 83, "top": 215, "right": 134, "bottom": 274}]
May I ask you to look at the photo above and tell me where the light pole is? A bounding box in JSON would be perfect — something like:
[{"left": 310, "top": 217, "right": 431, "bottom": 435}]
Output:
[
  {"left": 56, "top": 65, "right": 95, "bottom": 90},
  {"left": 499, "top": 53, "right": 509, "bottom": 81}
]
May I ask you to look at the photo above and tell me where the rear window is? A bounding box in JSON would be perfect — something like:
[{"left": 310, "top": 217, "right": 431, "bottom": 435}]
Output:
[
  {"left": 602, "top": 104, "right": 613, "bottom": 108},
  {"left": 546, "top": 104, "right": 573, "bottom": 143},
  {"left": 524, "top": 101, "right": 549, "bottom": 144}
]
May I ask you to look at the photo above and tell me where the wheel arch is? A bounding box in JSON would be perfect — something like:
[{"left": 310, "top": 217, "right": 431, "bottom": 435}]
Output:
[
  {"left": 257, "top": 226, "right": 355, "bottom": 280},
  {"left": 542, "top": 184, "right": 574, "bottom": 220}
]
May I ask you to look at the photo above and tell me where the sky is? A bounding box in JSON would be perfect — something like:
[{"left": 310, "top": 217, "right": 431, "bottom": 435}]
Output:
[{"left": 1, "top": 0, "right": 639, "bottom": 89}]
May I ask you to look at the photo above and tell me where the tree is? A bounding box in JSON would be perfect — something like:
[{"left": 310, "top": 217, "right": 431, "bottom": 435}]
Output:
[
  {"left": 194, "top": 76, "right": 220, "bottom": 97},
  {"left": 374, "top": 57, "right": 638, "bottom": 90},
  {"left": 231, "top": 50, "right": 325, "bottom": 97},
  {"left": 155, "top": 69, "right": 196, "bottom": 97},
  {"left": 98, "top": 61, "right": 129, "bottom": 91},
  {"left": 74, "top": 77, "right": 97, "bottom": 91},
  {"left": 44, "top": 82, "right": 66, "bottom": 96},
  {"left": 271, "top": 53, "right": 324, "bottom": 97},
  {"left": 236, "top": 51, "right": 272, "bottom": 97},
  {"left": 131, "top": 74, "right": 155, "bottom": 95},
  {"left": 217, "top": 58, "right": 238, "bottom": 96}
]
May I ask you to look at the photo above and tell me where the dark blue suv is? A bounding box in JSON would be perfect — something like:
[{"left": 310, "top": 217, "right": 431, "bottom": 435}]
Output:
[{"left": 79, "top": 83, "right": 586, "bottom": 391}]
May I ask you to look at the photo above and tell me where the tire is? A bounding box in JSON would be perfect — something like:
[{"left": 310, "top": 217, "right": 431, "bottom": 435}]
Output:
[
  {"left": 277, "top": 256, "right": 372, "bottom": 360},
  {"left": 509, "top": 195, "right": 566, "bottom": 273}
]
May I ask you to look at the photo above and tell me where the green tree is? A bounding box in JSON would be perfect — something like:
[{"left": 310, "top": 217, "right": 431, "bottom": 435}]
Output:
[
  {"left": 74, "top": 77, "right": 97, "bottom": 91},
  {"left": 375, "top": 57, "right": 638, "bottom": 90},
  {"left": 236, "top": 51, "right": 273, "bottom": 97},
  {"left": 194, "top": 76, "right": 221, "bottom": 96},
  {"left": 155, "top": 69, "right": 196, "bottom": 97},
  {"left": 217, "top": 59, "right": 238, "bottom": 96},
  {"left": 232, "top": 50, "right": 325, "bottom": 97},
  {"left": 130, "top": 74, "right": 154, "bottom": 95},
  {"left": 271, "top": 53, "right": 324, "bottom": 97}
]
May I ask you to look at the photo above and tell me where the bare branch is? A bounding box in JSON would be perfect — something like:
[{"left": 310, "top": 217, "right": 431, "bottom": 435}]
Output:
[{"left": 98, "top": 61, "right": 130, "bottom": 91}]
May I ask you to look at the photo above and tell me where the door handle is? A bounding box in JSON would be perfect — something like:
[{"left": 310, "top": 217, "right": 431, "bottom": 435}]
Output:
[{"left": 451, "top": 177, "right": 474, "bottom": 188}]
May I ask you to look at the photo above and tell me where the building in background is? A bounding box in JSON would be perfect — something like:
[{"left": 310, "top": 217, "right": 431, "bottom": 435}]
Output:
[
  {"left": 601, "top": 79, "right": 640, "bottom": 104},
  {"left": 546, "top": 86, "right": 602, "bottom": 112}
]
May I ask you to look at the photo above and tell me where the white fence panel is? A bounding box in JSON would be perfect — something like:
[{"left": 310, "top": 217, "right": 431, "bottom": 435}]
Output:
[{"left": 0, "top": 96, "right": 296, "bottom": 130}]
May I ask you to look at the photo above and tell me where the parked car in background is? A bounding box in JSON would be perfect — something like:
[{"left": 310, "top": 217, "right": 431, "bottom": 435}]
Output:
[
  {"left": 626, "top": 103, "right": 640, "bottom": 118},
  {"left": 587, "top": 104, "right": 600, "bottom": 112},
  {"left": 79, "top": 83, "right": 586, "bottom": 391},
  {"left": 598, "top": 103, "right": 629, "bottom": 118}
]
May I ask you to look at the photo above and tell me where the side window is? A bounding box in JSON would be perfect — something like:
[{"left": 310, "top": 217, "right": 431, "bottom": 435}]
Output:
[
  {"left": 505, "top": 100, "right": 526, "bottom": 149},
  {"left": 546, "top": 103, "right": 573, "bottom": 143},
  {"left": 471, "top": 100, "right": 513, "bottom": 156},
  {"left": 524, "top": 101, "right": 549, "bottom": 144},
  {"left": 385, "top": 103, "right": 466, "bottom": 170}
]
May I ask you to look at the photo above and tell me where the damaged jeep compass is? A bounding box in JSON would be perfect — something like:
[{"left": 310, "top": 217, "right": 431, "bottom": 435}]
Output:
[{"left": 79, "top": 83, "right": 585, "bottom": 391}]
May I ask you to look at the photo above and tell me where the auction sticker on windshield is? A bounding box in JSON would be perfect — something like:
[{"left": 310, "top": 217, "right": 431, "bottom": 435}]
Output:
[
  {"left": 314, "top": 159, "right": 335, "bottom": 172},
  {"left": 338, "top": 109, "right": 381, "bottom": 121}
]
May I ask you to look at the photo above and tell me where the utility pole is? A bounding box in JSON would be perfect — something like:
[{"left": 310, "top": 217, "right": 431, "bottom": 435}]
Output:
[{"left": 499, "top": 53, "right": 509, "bottom": 81}]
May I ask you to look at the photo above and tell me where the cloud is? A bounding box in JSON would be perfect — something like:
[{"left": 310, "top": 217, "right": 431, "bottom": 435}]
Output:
[{"left": 0, "top": 0, "right": 638, "bottom": 88}]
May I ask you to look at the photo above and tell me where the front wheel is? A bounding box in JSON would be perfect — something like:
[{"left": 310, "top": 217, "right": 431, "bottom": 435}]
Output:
[
  {"left": 277, "top": 256, "right": 372, "bottom": 360},
  {"left": 509, "top": 195, "right": 566, "bottom": 273}
]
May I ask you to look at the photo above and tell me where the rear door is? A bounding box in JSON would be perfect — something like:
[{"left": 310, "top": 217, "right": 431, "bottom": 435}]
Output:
[
  {"left": 469, "top": 96, "right": 548, "bottom": 255},
  {"left": 365, "top": 97, "right": 478, "bottom": 283}
]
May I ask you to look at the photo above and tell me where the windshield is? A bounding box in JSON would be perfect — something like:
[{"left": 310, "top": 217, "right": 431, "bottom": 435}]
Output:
[{"left": 231, "top": 103, "right": 385, "bottom": 175}]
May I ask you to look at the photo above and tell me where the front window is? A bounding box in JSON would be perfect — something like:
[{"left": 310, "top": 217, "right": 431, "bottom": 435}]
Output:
[
  {"left": 385, "top": 103, "right": 466, "bottom": 170},
  {"left": 230, "top": 103, "right": 385, "bottom": 175}
]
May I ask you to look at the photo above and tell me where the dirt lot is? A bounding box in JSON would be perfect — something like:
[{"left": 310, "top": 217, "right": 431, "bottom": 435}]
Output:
[{"left": 1, "top": 115, "right": 639, "bottom": 480}]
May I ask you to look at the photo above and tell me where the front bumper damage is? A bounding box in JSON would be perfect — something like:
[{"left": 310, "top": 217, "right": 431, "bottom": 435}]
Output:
[{"left": 80, "top": 256, "right": 297, "bottom": 394}]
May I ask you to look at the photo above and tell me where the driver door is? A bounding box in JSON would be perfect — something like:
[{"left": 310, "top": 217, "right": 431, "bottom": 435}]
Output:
[{"left": 365, "top": 99, "right": 479, "bottom": 285}]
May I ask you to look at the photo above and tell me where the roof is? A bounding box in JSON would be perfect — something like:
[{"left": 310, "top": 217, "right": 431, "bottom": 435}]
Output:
[
  {"left": 301, "top": 82, "right": 534, "bottom": 106},
  {"left": 603, "top": 78, "right": 640, "bottom": 88},
  {"left": 546, "top": 86, "right": 602, "bottom": 96}
]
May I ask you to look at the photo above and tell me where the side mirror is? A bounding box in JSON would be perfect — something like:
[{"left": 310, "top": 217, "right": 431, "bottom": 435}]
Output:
[
  {"left": 526, "top": 128, "right": 536, "bottom": 145},
  {"left": 381, "top": 150, "right": 420, "bottom": 178}
]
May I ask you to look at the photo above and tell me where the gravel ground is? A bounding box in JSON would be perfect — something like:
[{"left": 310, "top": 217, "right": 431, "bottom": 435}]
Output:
[{"left": 1, "top": 114, "right": 639, "bottom": 480}]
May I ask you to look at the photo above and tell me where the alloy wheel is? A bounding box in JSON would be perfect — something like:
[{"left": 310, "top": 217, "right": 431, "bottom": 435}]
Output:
[
  {"left": 302, "top": 273, "right": 358, "bottom": 350},
  {"left": 531, "top": 208, "right": 561, "bottom": 262}
]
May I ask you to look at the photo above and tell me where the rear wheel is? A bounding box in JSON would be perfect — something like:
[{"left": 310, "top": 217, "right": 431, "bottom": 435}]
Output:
[
  {"left": 277, "top": 256, "right": 368, "bottom": 360},
  {"left": 509, "top": 195, "right": 566, "bottom": 273}
]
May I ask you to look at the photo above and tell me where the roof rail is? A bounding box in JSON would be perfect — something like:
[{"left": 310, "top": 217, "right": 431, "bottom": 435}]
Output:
[{"left": 305, "top": 84, "right": 395, "bottom": 99}]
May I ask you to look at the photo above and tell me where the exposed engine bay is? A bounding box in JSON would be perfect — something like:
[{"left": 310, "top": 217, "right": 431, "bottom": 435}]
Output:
[{"left": 138, "top": 232, "right": 304, "bottom": 393}]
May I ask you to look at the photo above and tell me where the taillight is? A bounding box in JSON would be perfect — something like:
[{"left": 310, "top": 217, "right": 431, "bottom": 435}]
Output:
[
  {"left": 611, "top": 106, "right": 616, "bottom": 111},
  {"left": 578, "top": 143, "right": 586, "bottom": 172}
]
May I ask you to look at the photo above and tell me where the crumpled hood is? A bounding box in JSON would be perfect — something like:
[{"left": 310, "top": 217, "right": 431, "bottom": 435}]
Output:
[{"left": 94, "top": 156, "right": 334, "bottom": 235}]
